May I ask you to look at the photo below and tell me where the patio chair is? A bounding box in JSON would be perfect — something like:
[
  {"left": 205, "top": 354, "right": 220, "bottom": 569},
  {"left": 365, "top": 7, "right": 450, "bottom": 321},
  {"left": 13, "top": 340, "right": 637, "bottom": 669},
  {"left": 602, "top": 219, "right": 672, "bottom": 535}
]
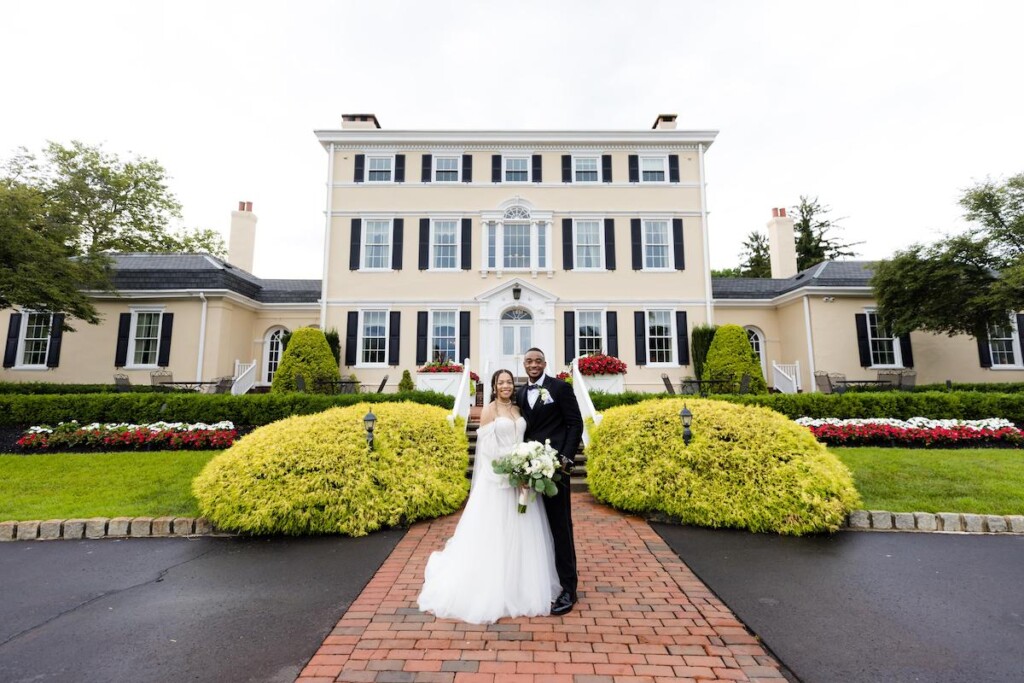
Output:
[
  {"left": 738, "top": 373, "right": 752, "bottom": 395},
  {"left": 660, "top": 373, "right": 676, "bottom": 395},
  {"left": 876, "top": 370, "right": 903, "bottom": 390},
  {"left": 813, "top": 371, "right": 834, "bottom": 394},
  {"left": 680, "top": 378, "right": 700, "bottom": 395},
  {"left": 376, "top": 375, "right": 388, "bottom": 393},
  {"left": 898, "top": 369, "right": 917, "bottom": 390},
  {"left": 150, "top": 369, "right": 173, "bottom": 386},
  {"left": 213, "top": 377, "right": 234, "bottom": 394},
  {"left": 113, "top": 374, "right": 132, "bottom": 393}
]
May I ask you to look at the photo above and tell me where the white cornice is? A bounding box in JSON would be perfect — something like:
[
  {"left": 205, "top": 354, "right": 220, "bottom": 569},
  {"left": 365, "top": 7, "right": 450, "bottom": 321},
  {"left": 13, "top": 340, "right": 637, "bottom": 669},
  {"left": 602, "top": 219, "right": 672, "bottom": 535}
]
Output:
[
  {"left": 712, "top": 285, "right": 874, "bottom": 308},
  {"left": 315, "top": 129, "right": 718, "bottom": 150},
  {"left": 330, "top": 210, "right": 702, "bottom": 218},
  {"left": 85, "top": 289, "right": 321, "bottom": 311},
  {"left": 329, "top": 181, "right": 703, "bottom": 189}
]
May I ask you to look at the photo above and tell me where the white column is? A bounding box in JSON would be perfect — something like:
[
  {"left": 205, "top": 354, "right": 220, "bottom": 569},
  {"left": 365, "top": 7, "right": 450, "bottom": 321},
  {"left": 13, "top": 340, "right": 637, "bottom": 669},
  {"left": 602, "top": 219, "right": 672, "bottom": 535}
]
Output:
[{"left": 496, "top": 220, "right": 504, "bottom": 273}]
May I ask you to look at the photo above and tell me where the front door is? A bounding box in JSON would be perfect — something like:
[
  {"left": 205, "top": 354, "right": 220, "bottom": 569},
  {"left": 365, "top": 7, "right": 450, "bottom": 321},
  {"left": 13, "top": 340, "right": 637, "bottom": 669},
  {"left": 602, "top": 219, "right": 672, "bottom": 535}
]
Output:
[{"left": 499, "top": 308, "right": 533, "bottom": 374}]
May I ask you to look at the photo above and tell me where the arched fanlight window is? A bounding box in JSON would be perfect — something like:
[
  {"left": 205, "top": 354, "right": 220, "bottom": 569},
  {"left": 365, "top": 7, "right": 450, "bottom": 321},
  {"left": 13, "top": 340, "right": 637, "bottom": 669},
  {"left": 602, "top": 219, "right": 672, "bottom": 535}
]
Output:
[
  {"left": 501, "top": 308, "right": 533, "bottom": 321},
  {"left": 504, "top": 205, "right": 530, "bottom": 220}
]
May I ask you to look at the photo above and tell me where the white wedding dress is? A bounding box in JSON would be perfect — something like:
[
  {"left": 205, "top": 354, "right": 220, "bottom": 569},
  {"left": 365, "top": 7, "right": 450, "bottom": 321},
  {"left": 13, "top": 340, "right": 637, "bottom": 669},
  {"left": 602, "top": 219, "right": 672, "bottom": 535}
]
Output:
[{"left": 417, "top": 416, "right": 561, "bottom": 624}]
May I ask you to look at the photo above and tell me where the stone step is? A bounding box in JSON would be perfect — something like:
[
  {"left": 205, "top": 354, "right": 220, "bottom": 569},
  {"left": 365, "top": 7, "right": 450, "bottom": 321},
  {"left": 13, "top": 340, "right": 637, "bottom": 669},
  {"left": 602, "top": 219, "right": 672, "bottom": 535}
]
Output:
[{"left": 464, "top": 419, "right": 588, "bottom": 491}]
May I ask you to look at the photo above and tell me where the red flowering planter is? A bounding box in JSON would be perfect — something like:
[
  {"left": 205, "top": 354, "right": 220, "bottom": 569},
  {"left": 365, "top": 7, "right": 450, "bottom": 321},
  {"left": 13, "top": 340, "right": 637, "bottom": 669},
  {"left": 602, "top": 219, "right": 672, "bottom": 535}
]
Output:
[
  {"left": 807, "top": 424, "right": 1024, "bottom": 448},
  {"left": 17, "top": 424, "right": 238, "bottom": 453}
]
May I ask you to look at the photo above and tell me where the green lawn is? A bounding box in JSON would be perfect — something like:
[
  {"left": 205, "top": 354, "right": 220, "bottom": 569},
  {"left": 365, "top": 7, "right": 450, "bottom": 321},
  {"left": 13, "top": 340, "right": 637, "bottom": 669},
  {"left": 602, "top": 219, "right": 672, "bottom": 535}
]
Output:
[
  {"left": 834, "top": 447, "right": 1024, "bottom": 515},
  {"left": 0, "top": 451, "right": 217, "bottom": 520}
]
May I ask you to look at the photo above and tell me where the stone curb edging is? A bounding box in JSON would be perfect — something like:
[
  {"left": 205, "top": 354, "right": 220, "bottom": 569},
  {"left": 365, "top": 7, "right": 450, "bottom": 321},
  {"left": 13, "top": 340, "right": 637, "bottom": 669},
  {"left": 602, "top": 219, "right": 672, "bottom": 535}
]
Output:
[
  {"left": 846, "top": 510, "right": 1024, "bottom": 534},
  {"left": 0, "top": 516, "right": 227, "bottom": 542}
]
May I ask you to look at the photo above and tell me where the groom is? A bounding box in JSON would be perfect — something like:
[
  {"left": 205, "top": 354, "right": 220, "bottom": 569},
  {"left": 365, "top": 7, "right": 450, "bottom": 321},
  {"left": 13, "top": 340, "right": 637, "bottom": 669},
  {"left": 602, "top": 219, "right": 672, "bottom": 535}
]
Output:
[{"left": 518, "top": 347, "right": 584, "bottom": 616}]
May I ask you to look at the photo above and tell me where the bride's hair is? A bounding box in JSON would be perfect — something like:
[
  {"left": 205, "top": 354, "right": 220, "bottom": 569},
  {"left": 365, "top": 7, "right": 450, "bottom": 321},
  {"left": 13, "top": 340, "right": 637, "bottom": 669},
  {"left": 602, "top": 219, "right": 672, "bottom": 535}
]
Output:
[{"left": 490, "top": 369, "right": 515, "bottom": 403}]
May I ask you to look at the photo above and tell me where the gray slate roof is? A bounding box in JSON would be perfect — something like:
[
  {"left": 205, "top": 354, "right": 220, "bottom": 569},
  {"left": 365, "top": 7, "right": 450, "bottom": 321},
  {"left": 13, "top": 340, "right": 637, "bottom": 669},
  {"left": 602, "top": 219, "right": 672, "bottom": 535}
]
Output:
[{"left": 711, "top": 260, "right": 876, "bottom": 299}]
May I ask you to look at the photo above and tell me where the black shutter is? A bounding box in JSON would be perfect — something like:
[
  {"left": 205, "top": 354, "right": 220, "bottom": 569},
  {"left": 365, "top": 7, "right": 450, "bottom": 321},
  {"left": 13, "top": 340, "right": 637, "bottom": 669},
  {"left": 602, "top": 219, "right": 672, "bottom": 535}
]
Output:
[
  {"left": 354, "top": 154, "right": 365, "bottom": 183},
  {"left": 392, "top": 218, "right": 403, "bottom": 270},
  {"left": 531, "top": 154, "right": 542, "bottom": 183},
  {"left": 676, "top": 311, "right": 690, "bottom": 366},
  {"left": 461, "top": 218, "right": 472, "bottom": 270},
  {"left": 388, "top": 312, "right": 400, "bottom": 365},
  {"left": 491, "top": 155, "right": 502, "bottom": 183},
  {"left": 46, "top": 314, "right": 65, "bottom": 368},
  {"left": 562, "top": 218, "right": 574, "bottom": 270},
  {"left": 421, "top": 154, "right": 432, "bottom": 183},
  {"left": 604, "top": 218, "right": 616, "bottom": 270},
  {"left": 419, "top": 218, "right": 430, "bottom": 270},
  {"left": 561, "top": 155, "right": 572, "bottom": 183},
  {"left": 157, "top": 313, "right": 173, "bottom": 367},
  {"left": 607, "top": 312, "right": 618, "bottom": 358},
  {"left": 564, "top": 312, "right": 576, "bottom": 364},
  {"left": 899, "top": 333, "right": 914, "bottom": 368},
  {"left": 3, "top": 313, "right": 21, "bottom": 368},
  {"left": 672, "top": 218, "right": 685, "bottom": 270},
  {"left": 602, "top": 154, "right": 612, "bottom": 182},
  {"left": 345, "top": 312, "right": 358, "bottom": 366},
  {"left": 855, "top": 314, "right": 872, "bottom": 367},
  {"left": 394, "top": 154, "right": 405, "bottom": 183},
  {"left": 668, "top": 154, "right": 680, "bottom": 183},
  {"left": 416, "top": 311, "right": 428, "bottom": 365},
  {"left": 462, "top": 154, "right": 473, "bottom": 182},
  {"left": 631, "top": 218, "right": 643, "bottom": 270},
  {"left": 114, "top": 312, "right": 131, "bottom": 367},
  {"left": 628, "top": 155, "right": 639, "bottom": 183},
  {"left": 977, "top": 333, "right": 992, "bottom": 368},
  {"left": 634, "top": 311, "right": 647, "bottom": 365},
  {"left": 458, "top": 311, "right": 470, "bottom": 363},
  {"left": 349, "top": 218, "right": 362, "bottom": 270}
]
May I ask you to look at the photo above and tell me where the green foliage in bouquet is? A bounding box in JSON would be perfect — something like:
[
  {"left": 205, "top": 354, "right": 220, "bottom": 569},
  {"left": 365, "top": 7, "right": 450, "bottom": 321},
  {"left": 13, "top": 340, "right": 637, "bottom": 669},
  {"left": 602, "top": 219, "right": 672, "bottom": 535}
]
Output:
[
  {"left": 701, "top": 324, "right": 768, "bottom": 394},
  {"left": 270, "top": 327, "right": 341, "bottom": 394},
  {"left": 586, "top": 398, "right": 861, "bottom": 535},
  {"left": 193, "top": 402, "right": 469, "bottom": 536}
]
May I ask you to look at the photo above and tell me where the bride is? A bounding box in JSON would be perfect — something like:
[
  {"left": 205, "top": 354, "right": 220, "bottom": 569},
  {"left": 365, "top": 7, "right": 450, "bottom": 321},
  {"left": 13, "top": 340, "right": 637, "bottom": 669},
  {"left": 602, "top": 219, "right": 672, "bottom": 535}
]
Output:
[{"left": 417, "top": 369, "right": 561, "bottom": 624}]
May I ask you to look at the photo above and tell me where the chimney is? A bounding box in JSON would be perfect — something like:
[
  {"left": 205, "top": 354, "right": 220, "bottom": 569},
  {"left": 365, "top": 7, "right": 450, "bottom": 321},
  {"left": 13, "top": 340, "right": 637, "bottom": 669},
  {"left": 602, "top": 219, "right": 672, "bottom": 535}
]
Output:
[
  {"left": 767, "top": 207, "right": 798, "bottom": 278},
  {"left": 652, "top": 114, "right": 678, "bottom": 130},
  {"left": 341, "top": 113, "right": 381, "bottom": 129},
  {"left": 228, "top": 201, "right": 257, "bottom": 273}
]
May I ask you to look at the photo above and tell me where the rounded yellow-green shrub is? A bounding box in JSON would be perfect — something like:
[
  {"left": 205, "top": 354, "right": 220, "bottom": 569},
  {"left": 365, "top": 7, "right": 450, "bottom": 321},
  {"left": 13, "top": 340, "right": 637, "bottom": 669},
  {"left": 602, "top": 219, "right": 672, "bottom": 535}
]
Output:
[
  {"left": 270, "top": 327, "right": 341, "bottom": 393},
  {"left": 193, "top": 402, "right": 469, "bottom": 536},
  {"left": 587, "top": 398, "right": 860, "bottom": 535},
  {"left": 701, "top": 324, "right": 768, "bottom": 394}
]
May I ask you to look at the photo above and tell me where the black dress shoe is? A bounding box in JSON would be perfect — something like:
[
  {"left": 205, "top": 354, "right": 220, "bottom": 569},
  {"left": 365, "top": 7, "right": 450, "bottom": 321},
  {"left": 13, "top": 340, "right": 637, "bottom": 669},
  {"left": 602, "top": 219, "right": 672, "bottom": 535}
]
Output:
[{"left": 550, "top": 589, "right": 576, "bottom": 616}]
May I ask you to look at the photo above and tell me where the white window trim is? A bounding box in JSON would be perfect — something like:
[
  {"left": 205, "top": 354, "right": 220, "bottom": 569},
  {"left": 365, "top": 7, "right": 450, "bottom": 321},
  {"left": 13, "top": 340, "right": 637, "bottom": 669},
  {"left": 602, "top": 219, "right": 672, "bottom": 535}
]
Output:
[
  {"left": 262, "top": 326, "right": 289, "bottom": 385},
  {"left": 572, "top": 155, "right": 602, "bottom": 183},
  {"left": 573, "top": 218, "right": 605, "bottom": 271},
  {"left": 575, "top": 308, "right": 606, "bottom": 358},
  {"left": 429, "top": 218, "right": 461, "bottom": 271},
  {"left": 360, "top": 218, "right": 394, "bottom": 272},
  {"left": 988, "top": 317, "right": 1023, "bottom": 369},
  {"left": 503, "top": 155, "right": 532, "bottom": 183},
  {"left": 433, "top": 155, "right": 462, "bottom": 183},
  {"left": 641, "top": 217, "right": 674, "bottom": 272},
  {"left": 14, "top": 310, "right": 52, "bottom": 370},
  {"left": 428, "top": 309, "right": 460, "bottom": 364},
  {"left": 865, "top": 309, "right": 903, "bottom": 369},
  {"left": 126, "top": 307, "right": 165, "bottom": 370},
  {"left": 365, "top": 154, "right": 396, "bottom": 184},
  {"left": 744, "top": 325, "right": 767, "bottom": 378},
  {"left": 356, "top": 309, "right": 390, "bottom": 369},
  {"left": 644, "top": 307, "right": 678, "bottom": 367},
  {"left": 499, "top": 220, "right": 534, "bottom": 271},
  {"left": 639, "top": 154, "right": 669, "bottom": 184}
]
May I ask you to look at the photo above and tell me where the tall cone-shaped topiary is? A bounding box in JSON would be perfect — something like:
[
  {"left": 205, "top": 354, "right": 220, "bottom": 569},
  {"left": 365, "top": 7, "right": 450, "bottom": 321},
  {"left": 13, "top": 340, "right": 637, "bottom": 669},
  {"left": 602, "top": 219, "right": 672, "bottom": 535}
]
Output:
[
  {"left": 701, "top": 324, "right": 768, "bottom": 394},
  {"left": 270, "top": 327, "right": 341, "bottom": 393}
]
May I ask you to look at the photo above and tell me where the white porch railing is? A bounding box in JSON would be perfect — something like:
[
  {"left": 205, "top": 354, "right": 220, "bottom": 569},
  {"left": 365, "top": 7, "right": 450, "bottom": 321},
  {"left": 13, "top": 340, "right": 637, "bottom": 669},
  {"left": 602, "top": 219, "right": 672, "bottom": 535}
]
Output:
[
  {"left": 571, "top": 358, "right": 602, "bottom": 447},
  {"left": 232, "top": 359, "right": 257, "bottom": 395},
  {"left": 448, "top": 358, "right": 473, "bottom": 430},
  {"left": 772, "top": 361, "right": 801, "bottom": 394}
]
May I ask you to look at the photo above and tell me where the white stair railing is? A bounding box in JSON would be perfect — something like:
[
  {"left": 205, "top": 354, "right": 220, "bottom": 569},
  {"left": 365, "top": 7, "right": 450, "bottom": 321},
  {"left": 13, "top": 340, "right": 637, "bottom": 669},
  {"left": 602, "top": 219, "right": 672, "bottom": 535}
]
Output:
[
  {"left": 772, "top": 361, "right": 801, "bottom": 394},
  {"left": 232, "top": 359, "right": 257, "bottom": 395},
  {"left": 571, "top": 358, "right": 602, "bottom": 447},
  {"left": 448, "top": 358, "right": 473, "bottom": 430}
]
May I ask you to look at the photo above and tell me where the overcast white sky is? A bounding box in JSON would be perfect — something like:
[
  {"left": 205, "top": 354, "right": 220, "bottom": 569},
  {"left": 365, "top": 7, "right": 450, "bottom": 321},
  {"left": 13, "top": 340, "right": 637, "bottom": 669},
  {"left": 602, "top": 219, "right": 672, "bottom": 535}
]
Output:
[{"left": 3, "top": 0, "right": 1021, "bottom": 278}]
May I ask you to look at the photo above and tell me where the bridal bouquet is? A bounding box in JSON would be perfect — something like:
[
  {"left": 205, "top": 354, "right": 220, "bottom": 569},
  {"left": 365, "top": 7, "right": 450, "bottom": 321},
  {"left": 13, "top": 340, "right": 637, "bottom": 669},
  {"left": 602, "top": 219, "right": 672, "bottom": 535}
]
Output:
[{"left": 491, "top": 439, "right": 563, "bottom": 513}]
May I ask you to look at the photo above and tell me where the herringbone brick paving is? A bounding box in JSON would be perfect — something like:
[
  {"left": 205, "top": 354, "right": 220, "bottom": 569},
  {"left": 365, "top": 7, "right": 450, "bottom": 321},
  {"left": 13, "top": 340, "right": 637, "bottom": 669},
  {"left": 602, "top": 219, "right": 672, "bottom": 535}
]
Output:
[{"left": 296, "top": 494, "right": 787, "bottom": 683}]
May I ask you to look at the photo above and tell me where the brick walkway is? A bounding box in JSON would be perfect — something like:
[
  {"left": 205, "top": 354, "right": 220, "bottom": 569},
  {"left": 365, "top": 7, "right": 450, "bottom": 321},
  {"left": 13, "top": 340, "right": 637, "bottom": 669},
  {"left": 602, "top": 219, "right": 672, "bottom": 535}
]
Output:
[{"left": 297, "top": 494, "right": 787, "bottom": 683}]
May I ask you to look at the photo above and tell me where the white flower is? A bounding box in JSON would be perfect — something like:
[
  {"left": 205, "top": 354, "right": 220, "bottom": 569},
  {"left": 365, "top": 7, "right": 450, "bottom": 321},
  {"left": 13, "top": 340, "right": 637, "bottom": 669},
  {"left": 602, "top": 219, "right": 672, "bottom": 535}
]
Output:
[
  {"left": 795, "top": 416, "right": 1014, "bottom": 431},
  {"left": 539, "top": 387, "right": 553, "bottom": 404}
]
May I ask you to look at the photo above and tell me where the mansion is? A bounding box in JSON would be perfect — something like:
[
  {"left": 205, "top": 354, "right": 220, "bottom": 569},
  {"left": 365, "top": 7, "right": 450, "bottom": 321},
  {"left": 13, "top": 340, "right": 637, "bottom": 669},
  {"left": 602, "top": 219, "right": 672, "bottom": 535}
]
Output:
[{"left": 4, "top": 114, "right": 1023, "bottom": 392}]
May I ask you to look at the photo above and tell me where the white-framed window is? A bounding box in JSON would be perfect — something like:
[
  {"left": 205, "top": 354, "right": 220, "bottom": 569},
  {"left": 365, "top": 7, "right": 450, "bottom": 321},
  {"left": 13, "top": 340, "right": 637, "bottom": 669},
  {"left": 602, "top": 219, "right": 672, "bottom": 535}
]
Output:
[
  {"left": 16, "top": 311, "right": 53, "bottom": 367},
  {"left": 263, "top": 327, "right": 288, "bottom": 383},
  {"left": 576, "top": 310, "right": 604, "bottom": 357},
  {"left": 537, "top": 222, "right": 547, "bottom": 269},
  {"left": 745, "top": 325, "right": 767, "bottom": 378},
  {"left": 430, "top": 219, "right": 459, "bottom": 270},
  {"left": 573, "top": 156, "right": 600, "bottom": 183},
  {"left": 574, "top": 219, "right": 604, "bottom": 270},
  {"left": 866, "top": 310, "right": 902, "bottom": 367},
  {"left": 361, "top": 219, "right": 392, "bottom": 270},
  {"left": 366, "top": 156, "right": 393, "bottom": 182},
  {"left": 988, "top": 318, "right": 1022, "bottom": 367},
  {"left": 128, "top": 310, "right": 163, "bottom": 368},
  {"left": 640, "top": 156, "right": 667, "bottom": 183},
  {"left": 502, "top": 222, "right": 531, "bottom": 269},
  {"left": 434, "top": 156, "right": 460, "bottom": 182},
  {"left": 647, "top": 310, "right": 676, "bottom": 365},
  {"left": 359, "top": 310, "right": 389, "bottom": 366},
  {"left": 643, "top": 219, "right": 671, "bottom": 270},
  {"left": 430, "top": 310, "right": 458, "bottom": 364},
  {"left": 504, "top": 156, "right": 529, "bottom": 182},
  {"left": 484, "top": 207, "right": 550, "bottom": 272}
]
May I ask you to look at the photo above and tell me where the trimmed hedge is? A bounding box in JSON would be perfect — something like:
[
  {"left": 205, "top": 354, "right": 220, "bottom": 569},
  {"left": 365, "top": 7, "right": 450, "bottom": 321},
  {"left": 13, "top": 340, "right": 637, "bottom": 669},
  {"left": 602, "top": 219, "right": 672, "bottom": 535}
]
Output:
[
  {"left": 193, "top": 403, "right": 469, "bottom": 536},
  {"left": 0, "top": 391, "right": 454, "bottom": 427},
  {"left": 271, "top": 327, "right": 341, "bottom": 393},
  {"left": 0, "top": 382, "right": 165, "bottom": 395},
  {"left": 701, "top": 324, "right": 768, "bottom": 394}
]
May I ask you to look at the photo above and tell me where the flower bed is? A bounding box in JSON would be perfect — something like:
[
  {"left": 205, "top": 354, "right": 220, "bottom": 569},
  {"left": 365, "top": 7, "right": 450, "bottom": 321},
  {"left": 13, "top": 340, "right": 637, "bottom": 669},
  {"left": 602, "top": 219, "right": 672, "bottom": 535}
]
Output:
[
  {"left": 796, "top": 417, "right": 1024, "bottom": 448},
  {"left": 576, "top": 354, "right": 627, "bottom": 376},
  {"left": 17, "top": 420, "right": 237, "bottom": 452}
]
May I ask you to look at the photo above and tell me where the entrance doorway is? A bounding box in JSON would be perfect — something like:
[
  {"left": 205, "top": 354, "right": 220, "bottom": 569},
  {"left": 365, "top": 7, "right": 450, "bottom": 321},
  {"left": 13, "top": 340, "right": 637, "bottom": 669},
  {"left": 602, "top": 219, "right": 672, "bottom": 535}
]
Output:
[{"left": 499, "top": 308, "right": 533, "bottom": 373}]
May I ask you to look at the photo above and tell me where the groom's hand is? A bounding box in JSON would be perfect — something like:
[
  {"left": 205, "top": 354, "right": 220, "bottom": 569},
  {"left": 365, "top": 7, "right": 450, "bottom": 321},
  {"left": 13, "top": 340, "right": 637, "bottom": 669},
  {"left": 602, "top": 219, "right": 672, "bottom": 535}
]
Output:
[{"left": 558, "top": 454, "right": 575, "bottom": 475}]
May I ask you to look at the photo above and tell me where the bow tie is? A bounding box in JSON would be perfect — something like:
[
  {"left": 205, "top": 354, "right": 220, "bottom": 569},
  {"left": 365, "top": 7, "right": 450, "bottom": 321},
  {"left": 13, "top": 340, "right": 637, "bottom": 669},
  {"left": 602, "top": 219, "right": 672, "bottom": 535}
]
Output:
[{"left": 527, "top": 384, "right": 540, "bottom": 391}]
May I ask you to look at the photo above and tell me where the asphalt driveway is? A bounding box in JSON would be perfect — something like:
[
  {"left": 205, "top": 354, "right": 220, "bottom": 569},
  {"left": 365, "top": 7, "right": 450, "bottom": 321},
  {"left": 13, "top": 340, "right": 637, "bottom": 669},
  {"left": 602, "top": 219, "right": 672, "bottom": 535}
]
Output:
[{"left": 0, "top": 532, "right": 404, "bottom": 683}]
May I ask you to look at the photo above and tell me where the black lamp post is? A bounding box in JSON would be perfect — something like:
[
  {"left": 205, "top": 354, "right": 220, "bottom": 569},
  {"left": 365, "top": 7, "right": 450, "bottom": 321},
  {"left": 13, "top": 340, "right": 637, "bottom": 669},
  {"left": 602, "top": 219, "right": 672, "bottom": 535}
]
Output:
[
  {"left": 512, "top": 284, "right": 522, "bottom": 301},
  {"left": 679, "top": 405, "right": 693, "bottom": 446},
  {"left": 364, "top": 410, "right": 377, "bottom": 450}
]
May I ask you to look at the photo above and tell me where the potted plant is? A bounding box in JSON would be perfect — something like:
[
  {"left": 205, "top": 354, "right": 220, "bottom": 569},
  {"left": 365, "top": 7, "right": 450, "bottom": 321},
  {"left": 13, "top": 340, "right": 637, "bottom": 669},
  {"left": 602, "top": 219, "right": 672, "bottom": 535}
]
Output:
[
  {"left": 416, "top": 358, "right": 471, "bottom": 396},
  {"left": 576, "top": 353, "right": 627, "bottom": 393}
]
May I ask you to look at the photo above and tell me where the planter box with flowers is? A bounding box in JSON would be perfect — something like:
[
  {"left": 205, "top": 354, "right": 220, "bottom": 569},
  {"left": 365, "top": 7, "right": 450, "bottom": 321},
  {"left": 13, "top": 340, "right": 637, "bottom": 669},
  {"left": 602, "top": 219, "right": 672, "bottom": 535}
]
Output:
[
  {"left": 416, "top": 360, "right": 478, "bottom": 397},
  {"left": 576, "top": 354, "right": 627, "bottom": 393},
  {"left": 796, "top": 417, "right": 1024, "bottom": 448},
  {"left": 17, "top": 420, "right": 238, "bottom": 452}
]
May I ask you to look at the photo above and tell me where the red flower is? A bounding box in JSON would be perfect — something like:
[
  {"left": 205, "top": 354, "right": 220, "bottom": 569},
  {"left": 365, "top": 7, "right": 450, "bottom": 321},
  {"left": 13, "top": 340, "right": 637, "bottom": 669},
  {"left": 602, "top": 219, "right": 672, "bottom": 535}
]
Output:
[{"left": 576, "top": 354, "right": 627, "bottom": 376}]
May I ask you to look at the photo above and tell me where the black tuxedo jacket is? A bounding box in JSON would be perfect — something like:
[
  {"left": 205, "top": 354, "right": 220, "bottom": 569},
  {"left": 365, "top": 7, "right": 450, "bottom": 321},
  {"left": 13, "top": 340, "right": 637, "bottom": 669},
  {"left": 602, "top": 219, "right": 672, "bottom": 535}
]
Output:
[{"left": 516, "top": 375, "right": 584, "bottom": 464}]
